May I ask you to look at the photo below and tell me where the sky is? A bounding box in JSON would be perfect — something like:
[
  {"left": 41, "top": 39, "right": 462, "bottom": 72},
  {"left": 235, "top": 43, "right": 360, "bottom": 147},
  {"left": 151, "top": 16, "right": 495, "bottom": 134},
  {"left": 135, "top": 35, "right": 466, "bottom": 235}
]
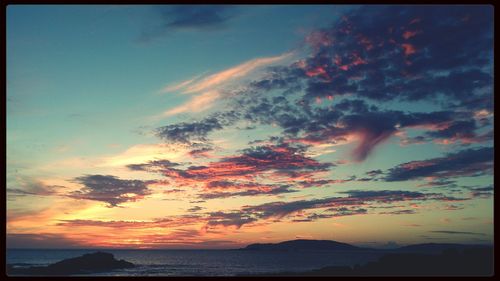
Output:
[{"left": 6, "top": 5, "right": 494, "bottom": 249}]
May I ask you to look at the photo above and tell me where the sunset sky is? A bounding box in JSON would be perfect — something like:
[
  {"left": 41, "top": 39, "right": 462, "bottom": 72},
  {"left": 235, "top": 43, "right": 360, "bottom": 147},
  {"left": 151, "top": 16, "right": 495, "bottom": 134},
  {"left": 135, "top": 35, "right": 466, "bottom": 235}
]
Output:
[{"left": 6, "top": 5, "right": 494, "bottom": 249}]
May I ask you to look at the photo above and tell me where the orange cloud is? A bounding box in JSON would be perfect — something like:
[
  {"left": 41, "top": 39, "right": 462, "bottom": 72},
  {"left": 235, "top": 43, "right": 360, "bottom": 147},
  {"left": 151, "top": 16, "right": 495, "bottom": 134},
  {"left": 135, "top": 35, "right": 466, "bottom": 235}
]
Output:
[
  {"left": 401, "top": 43, "right": 416, "bottom": 55},
  {"left": 183, "top": 52, "right": 292, "bottom": 94},
  {"left": 402, "top": 30, "right": 421, "bottom": 40},
  {"left": 159, "top": 75, "right": 203, "bottom": 94},
  {"left": 156, "top": 53, "right": 293, "bottom": 118},
  {"left": 162, "top": 90, "right": 221, "bottom": 117}
]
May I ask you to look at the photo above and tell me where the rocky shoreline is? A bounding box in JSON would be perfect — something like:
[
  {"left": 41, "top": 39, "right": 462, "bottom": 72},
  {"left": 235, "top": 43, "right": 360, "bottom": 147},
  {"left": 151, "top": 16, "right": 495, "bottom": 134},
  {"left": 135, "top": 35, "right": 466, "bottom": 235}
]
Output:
[
  {"left": 7, "top": 252, "right": 134, "bottom": 276},
  {"left": 256, "top": 247, "right": 494, "bottom": 276}
]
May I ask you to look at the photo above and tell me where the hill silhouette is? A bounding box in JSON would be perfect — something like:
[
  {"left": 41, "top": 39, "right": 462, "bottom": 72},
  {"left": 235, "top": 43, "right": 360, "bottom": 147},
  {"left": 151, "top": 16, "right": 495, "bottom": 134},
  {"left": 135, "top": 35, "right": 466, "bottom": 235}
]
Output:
[
  {"left": 6, "top": 252, "right": 134, "bottom": 276},
  {"left": 240, "top": 239, "right": 491, "bottom": 254},
  {"left": 241, "top": 239, "right": 365, "bottom": 251}
]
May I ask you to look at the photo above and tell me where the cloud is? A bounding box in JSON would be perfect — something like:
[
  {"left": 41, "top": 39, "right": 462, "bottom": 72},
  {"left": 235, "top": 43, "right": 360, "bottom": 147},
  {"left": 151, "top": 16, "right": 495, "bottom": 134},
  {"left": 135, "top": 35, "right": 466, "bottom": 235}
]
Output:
[
  {"left": 429, "top": 230, "right": 486, "bottom": 236},
  {"left": 126, "top": 159, "right": 180, "bottom": 172},
  {"left": 276, "top": 101, "right": 463, "bottom": 161},
  {"left": 203, "top": 89, "right": 479, "bottom": 161},
  {"left": 468, "top": 185, "right": 494, "bottom": 199},
  {"left": 204, "top": 189, "right": 466, "bottom": 228},
  {"left": 443, "top": 204, "right": 465, "bottom": 211},
  {"left": 199, "top": 184, "right": 296, "bottom": 200},
  {"left": 206, "top": 211, "right": 258, "bottom": 228},
  {"left": 156, "top": 111, "right": 239, "bottom": 145},
  {"left": 418, "top": 179, "right": 457, "bottom": 187},
  {"left": 356, "top": 169, "right": 384, "bottom": 181},
  {"left": 339, "top": 111, "right": 401, "bottom": 161},
  {"left": 153, "top": 6, "right": 493, "bottom": 159},
  {"left": 337, "top": 190, "right": 440, "bottom": 203},
  {"left": 205, "top": 180, "right": 281, "bottom": 191},
  {"left": 295, "top": 179, "right": 347, "bottom": 188},
  {"left": 41, "top": 218, "right": 240, "bottom": 248},
  {"left": 69, "top": 175, "right": 152, "bottom": 207},
  {"left": 98, "top": 143, "right": 189, "bottom": 168},
  {"left": 7, "top": 6, "right": 494, "bottom": 250},
  {"left": 188, "top": 147, "right": 214, "bottom": 158},
  {"left": 162, "top": 90, "right": 221, "bottom": 117},
  {"left": 58, "top": 188, "right": 473, "bottom": 232},
  {"left": 7, "top": 178, "right": 62, "bottom": 197},
  {"left": 160, "top": 5, "right": 235, "bottom": 29},
  {"left": 57, "top": 215, "right": 203, "bottom": 230},
  {"left": 159, "top": 75, "right": 203, "bottom": 94},
  {"left": 299, "top": 6, "right": 493, "bottom": 107},
  {"left": 128, "top": 142, "right": 334, "bottom": 195},
  {"left": 139, "top": 5, "right": 238, "bottom": 41},
  {"left": 181, "top": 53, "right": 292, "bottom": 94},
  {"left": 218, "top": 142, "right": 333, "bottom": 178},
  {"left": 384, "top": 147, "right": 493, "bottom": 181},
  {"left": 187, "top": 206, "right": 204, "bottom": 212},
  {"left": 158, "top": 53, "right": 292, "bottom": 117},
  {"left": 401, "top": 120, "right": 493, "bottom": 145},
  {"left": 426, "top": 120, "right": 477, "bottom": 141},
  {"left": 302, "top": 207, "right": 368, "bottom": 221},
  {"left": 6, "top": 233, "right": 84, "bottom": 249},
  {"left": 379, "top": 209, "right": 416, "bottom": 215}
]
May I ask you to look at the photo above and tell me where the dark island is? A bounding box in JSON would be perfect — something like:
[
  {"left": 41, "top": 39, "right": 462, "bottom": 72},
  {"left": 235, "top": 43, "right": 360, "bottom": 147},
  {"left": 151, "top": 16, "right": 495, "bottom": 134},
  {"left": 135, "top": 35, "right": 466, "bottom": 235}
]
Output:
[
  {"left": 6, "top": 252, "right": 134, "bottom": 276},
  {"left": 241, "top": 239, "right": 366, "bottom": 251},
  {"left": 238, "top": 239, "right": 494, "bottom": 276}
]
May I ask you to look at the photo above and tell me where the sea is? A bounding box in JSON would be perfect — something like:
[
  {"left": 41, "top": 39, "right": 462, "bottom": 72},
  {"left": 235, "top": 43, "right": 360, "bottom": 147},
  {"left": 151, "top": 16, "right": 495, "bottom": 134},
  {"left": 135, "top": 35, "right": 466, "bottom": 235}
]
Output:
[{"left": 6, "top": 249, "right": 385, "bottom": 276}]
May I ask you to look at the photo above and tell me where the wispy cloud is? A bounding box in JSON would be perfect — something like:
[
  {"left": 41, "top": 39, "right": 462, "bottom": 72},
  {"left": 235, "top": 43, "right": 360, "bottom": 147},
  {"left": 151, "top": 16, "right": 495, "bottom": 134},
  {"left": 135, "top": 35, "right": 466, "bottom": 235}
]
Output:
[
  {"left": 162, "top": 90, "right": 221, "bottom": 117},
  {"left": 158, "top": 52, "right": 293, "bottom": 118},
  {"left": 384, "top": 147, "right": 493, "bottom": 182},
  {"left": 6, "top": 177, "right": 62, "bottom": 197},
  {"left": 181, "top": 53, "right": 293, "bottom": 94},
  {"left": 159, "top": 75, "right": 203, "bottom": 94},
  {"left": 139, "top": 5, "right": 239, "bottom": 42},
  {"left": 429, "top": 230, "right": 486, "bottom": 236},
  {"left": 7, "top": 233, "right": 84, "bottom": 249},
  {"left": 204, "top": 189, "right": 468, "bottom": 228}
]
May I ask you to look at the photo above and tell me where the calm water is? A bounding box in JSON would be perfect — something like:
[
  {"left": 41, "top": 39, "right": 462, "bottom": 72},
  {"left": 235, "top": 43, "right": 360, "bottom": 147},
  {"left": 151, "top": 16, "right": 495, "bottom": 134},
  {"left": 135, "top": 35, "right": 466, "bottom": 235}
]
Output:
[{"left": 6, "top": 249, "right": 384, "bottom": 276}]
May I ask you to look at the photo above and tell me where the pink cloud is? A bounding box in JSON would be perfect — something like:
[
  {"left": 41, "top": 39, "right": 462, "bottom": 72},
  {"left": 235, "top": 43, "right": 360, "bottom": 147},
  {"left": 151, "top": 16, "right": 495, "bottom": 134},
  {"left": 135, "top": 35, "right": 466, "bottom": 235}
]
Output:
[
  {"left": 401, "top": 43, "right": 417, "bottom": 56},
  {"left": 402, "top": 30, "right": 421, "bottom": 40}
]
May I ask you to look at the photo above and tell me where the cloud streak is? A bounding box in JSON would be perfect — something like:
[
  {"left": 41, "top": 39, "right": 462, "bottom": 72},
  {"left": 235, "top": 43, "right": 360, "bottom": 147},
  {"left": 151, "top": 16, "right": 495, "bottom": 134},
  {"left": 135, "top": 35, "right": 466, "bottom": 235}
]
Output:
[
  {"left": 384, "top": 147, "right": 493, "bottom": 182},
  {"left": 160, "top": 53, "right": 292, "bottom": 117},
  {"left": 429, "top": 230, "right": 486, "bottom": 236},
  {"left": 181, "top": 53, "right": 292, "bottom": 94},
  {"left": 162, "top": 90, "right": 221, "bottom": 117},
  {"left": 204, "top": 189, "right": 468, "bottom": 228}
]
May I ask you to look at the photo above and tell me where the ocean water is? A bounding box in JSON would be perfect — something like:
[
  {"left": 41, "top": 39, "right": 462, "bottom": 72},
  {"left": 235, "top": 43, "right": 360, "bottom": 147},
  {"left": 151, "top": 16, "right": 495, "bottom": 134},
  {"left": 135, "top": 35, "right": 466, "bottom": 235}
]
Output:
[{"left": 6, "top": 249, "right": 384, "bottom": 276}]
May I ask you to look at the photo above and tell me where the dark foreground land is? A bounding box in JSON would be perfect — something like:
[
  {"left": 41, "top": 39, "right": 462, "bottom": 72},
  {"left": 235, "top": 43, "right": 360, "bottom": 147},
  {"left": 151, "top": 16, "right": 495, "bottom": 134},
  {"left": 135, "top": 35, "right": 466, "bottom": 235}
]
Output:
[
  {"left": 6, "top": 240, "right": 494, "bottom": 276},
  {"left": 6, "top": 252, "right": 134, "bottom": 276},
  {"left": 260, "top": 247, "right": 494, "bottom": 276}
]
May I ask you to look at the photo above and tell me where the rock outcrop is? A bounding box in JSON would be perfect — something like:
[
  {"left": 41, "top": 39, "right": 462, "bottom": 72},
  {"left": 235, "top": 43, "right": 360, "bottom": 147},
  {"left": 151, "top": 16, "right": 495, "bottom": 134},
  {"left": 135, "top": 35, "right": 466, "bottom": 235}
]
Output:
[{"left": 7, "top": 252, "right": 135, "bottom": 276}]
